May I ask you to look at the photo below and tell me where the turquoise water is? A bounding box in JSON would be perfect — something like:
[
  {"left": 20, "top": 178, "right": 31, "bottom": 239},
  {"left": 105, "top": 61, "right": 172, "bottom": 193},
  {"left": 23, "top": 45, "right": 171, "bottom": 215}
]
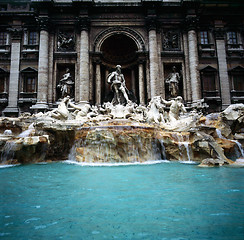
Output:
[{"left": 0, "top": 161, "right": 244, "bottom": 240}]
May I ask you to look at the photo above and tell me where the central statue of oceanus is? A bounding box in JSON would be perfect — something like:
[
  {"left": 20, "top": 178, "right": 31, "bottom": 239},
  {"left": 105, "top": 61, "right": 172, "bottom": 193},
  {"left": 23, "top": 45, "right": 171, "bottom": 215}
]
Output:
[{"left": 107, "top": 65, "right": 131, "bottom": 105}]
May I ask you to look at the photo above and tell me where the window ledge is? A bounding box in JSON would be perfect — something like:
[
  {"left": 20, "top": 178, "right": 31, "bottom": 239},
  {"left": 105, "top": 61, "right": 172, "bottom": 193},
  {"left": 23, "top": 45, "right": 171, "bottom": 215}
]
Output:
[{"left": 18, "top": 98, "right": 37, "bottom": 104}]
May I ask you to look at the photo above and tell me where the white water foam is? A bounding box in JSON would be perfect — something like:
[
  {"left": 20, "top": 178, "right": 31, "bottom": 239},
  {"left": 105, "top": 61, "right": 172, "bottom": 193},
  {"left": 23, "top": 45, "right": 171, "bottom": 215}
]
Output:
[
  {"left": 63, "top": 159, "right": 170, "bottom": 167},
  {"left": 179, "top": 160, "right": 197, "bottom": 165},
  {"left": 0, "top": 164, "right": 20, "bottom": 168}
]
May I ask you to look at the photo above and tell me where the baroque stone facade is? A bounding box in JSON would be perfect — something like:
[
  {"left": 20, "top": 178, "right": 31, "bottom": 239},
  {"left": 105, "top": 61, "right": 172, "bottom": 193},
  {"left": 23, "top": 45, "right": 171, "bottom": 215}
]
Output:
[{"left": 0, "top": 0, "right": 243, "bottom": 115}]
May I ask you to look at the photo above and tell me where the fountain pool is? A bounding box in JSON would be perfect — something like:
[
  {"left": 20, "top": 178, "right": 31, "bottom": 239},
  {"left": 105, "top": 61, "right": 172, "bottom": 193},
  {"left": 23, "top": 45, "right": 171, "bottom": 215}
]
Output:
[{"left": 1, "top": 161, "right": 243, "bottom": 239}]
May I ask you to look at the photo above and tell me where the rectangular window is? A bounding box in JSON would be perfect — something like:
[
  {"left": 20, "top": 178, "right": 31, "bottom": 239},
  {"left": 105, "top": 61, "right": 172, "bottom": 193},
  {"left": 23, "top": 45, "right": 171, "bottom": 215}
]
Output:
[
  {"left": 202, "top": 73, "right": 216, "bottom": 91},
  {"left": 28, "top": 31, "right": 37, "bottom": 45},
  {"left": 200, "top": 31, "right": 209, "bottom": 45},
  {"left": 0, "top": 32, "right": 7, "bottom": 45},
  {"left": 24, "top": 76, "right": 36, "bottom": 92},
  {"left": 233, "top": 74, "right": 244, "bottom": 91},
  {"left": 227, "top": 32, "right": 238, "bottom": 45},
  {"left": 0, "top": 77, "right": 5, "bottom": 92}
]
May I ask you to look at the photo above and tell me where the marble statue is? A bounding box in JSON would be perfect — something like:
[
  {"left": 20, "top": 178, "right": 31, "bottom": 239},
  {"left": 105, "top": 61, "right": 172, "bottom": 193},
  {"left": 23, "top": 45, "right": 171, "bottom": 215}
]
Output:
[
  {"left": 49, "top": 96, "right": 70, "bottom": 120},
  {"left": 107, "top": 65, "right": 130, "bottom": 105},
  {"left": 165, "top": 66, "right": 180, "bottom": 98},
  {"left": 147, "top": 96, "right": 165, "bottom": 124},
  {"left": 162, "top": 96, "right": 187, "bottom": 122},
  {"left": 57, "top": 68, "right": 74, "bottom": 98}
]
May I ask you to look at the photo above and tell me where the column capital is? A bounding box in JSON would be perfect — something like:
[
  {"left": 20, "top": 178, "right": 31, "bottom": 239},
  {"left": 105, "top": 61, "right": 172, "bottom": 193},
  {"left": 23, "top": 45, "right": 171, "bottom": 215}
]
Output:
[
  {"left": 77, "top": 17, "right": 90, "bottom": 31},
  {"left": 36, "top": 16, "right": 50, "bottom": 31},
  {"left": 7, "top": 27, "right": 23, "bottom": 40},
  {"left": 184, "top": 16, "right": 199, "bottom": 31},
  {"left": 214, "top": 27, "right": 225, "bottom": 40},
  {"left": 145, "top": 16, "right": 158, "bottom": 31},
  {"left": 91, "top": 52, "right": 102, "bottom": 64},
  {"left": 136, "top": 51, "right": 148, "bottom": 64}
]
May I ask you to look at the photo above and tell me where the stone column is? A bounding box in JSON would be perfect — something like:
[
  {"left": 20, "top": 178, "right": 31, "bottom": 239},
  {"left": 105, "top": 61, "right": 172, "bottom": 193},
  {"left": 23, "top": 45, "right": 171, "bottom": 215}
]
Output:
[
  {"left": 183, "top": 32, "right": 191, "bottom": 102},
  {"left": 78, "top": 17, "right": 90, "bottom": 102},
  {"left": 215, "top": 28, "right": 231, "bottom": 109},
  {"left": 186, "top": 17, "right": 201, "bottom": 102},
  {"left": 138, "top": 62, "right": 145, "bottom": 105},
  {"left": 95, "top": 61, "right": 101, "bottom": 105},
  {"left": 48, "top": 33, "right": 54, "bottom": 105},
  {"left": 131, "top": 69, "right": 136, "bottom": 95},
  {"left": 146, "top": 16, "right": 159, "bottom": 98},
  {"left": 3, "top": 28, "right": 22, "bottom": 116},
  {"left": 31, "top": 17, "right": 49, "bottom": 111}
]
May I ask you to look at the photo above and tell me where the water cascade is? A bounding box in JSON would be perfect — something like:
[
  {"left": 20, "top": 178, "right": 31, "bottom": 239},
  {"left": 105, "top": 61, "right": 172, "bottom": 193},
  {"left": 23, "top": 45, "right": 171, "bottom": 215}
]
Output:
[
  {"left": 0, "top": 95, "right": 243, "bottom": 167},
  {"left": 216, "top": 128, "right": 244, "bottom": 159},
  {"left": 72, "top": 122, "right": 162, "bottom": 163}
]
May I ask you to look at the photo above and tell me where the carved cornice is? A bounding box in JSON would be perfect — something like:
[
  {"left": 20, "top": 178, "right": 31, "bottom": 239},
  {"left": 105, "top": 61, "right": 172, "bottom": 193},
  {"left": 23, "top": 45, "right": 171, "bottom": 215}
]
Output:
[
  {"left": 7, "top": 27, "right": 23, "bottom": 40},
  {"left": 145, "top": 16, "right": 158, "bottom": 31},
  {"left": 184, "top": 16, "right": 199, "bottom": 31},
  {"left": 214, "top": 27, "right": 225, "bottom": 40},
  {"left": 36, "top": 16, "right": 50, "bottom": 31},
  {"left": 77, "top": 17, "right": 90, "bottom": 31}
]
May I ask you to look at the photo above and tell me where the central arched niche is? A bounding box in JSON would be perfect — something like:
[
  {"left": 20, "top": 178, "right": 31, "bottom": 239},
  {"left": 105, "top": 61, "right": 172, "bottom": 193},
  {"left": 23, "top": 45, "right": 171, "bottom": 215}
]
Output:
[
  {"left": 101, "top": 34, "right": 138, "bottom": 64},
  {"left": 99, "top": 34, "right": 139, "bottom": 104}
]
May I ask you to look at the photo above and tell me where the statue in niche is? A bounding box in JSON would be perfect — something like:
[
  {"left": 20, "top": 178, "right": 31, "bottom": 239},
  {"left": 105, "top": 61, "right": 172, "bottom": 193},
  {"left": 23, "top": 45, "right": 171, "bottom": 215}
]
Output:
[
  {"left": 107, "top": 65, "right": 131, "bottom": 105},
  {"left": 57, "top": 68, "right": 74, "bottom": 98},
  {"left": 165, "top": 66, "right": 180, "bottom": 98},
  {"left": 57, "top": 31, "right": 75, "bottom": 51}
]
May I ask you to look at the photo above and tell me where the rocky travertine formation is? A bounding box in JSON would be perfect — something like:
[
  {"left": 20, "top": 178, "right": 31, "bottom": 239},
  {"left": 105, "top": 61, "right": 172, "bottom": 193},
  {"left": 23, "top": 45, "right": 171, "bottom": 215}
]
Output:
[{"left": 0, "top": 98, "right": 244, "bottom": 167}]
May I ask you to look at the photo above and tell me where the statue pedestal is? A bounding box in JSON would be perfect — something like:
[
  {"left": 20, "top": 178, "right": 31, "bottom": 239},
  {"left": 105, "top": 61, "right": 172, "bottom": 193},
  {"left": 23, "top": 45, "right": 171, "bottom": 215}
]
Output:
[
  {"left": 2, "top": 106, "right": 19, "bottom": 117},
  {"left": 30, "top": 102, "right": 49, "bottom": 113}
]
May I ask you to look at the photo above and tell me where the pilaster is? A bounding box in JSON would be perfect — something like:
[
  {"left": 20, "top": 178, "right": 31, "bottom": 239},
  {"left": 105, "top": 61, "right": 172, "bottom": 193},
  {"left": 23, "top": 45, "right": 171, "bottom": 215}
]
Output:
[
  {"left": 3, "top": 27, "right": 22, "bottom": 116},
  {"left": 214, "top": 27, "right": 231, "bottom": 109}
]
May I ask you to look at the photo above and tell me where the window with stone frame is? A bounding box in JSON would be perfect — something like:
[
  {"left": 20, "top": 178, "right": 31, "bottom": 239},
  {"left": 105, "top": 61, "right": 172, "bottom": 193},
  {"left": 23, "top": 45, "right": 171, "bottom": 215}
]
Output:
[
  {"left": 227, "top": 31, "right": 240, "bottom": 48},
  {"left": 0, "top": 75, "right": 5, "bottom": 92},
  {"left": 23, "top": 75, "right": 36, "bottom": 93},
  {"left": 200, "top": 31, "right": 209, "bottom": 45},
  {"left": 233, "top": 74, "right": 244, "bottom": 91},
  {"left": 200, "top": 67, "right": 219, "bottom": 98},
  {"left": 162, "top": 30, "right": 180, "bottom": 51},
  {"left": 229, "top": 67, "right": 244, "bottom": 101},
  {"left": 0, "top": 69, "right": 8, "bottom": 94},
  {"left": 28, "top": 31, "right": 38, "bottom": 45},
  {"left": 0, "top": 32, "right": 7, "bottom": 45},
  {"left": 230, "top": 71, "right": 244, "bottom": 92}
]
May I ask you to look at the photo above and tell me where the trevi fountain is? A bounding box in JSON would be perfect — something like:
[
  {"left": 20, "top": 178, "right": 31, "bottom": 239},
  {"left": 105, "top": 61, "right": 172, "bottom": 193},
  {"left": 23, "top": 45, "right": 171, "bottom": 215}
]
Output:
[{"left": 0, "top": 65, "right": 244, "bottom": 239}]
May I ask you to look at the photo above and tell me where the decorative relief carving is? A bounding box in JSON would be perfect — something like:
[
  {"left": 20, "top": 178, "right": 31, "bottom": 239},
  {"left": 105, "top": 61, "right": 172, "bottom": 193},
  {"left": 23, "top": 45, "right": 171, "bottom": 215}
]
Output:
[
  {"left": 162, "top": 30, "right": 180, "bottom": 51},
  {"left": 57, "top": 31, "right": 75, "bottom": 51}
]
